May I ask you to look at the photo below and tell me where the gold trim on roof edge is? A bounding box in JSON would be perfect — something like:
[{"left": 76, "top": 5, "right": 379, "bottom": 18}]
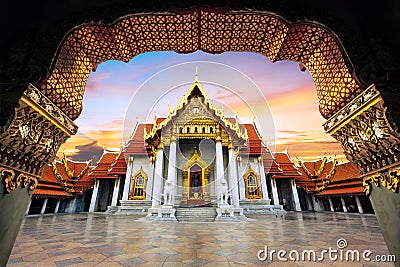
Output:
[{"left": 144, "top": 79, "right": 248, "bottom": 142}]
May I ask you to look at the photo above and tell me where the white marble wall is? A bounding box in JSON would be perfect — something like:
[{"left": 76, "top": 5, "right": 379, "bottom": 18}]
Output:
[{"left": 126, "top": 155, "right": 156, "bottom": 200}]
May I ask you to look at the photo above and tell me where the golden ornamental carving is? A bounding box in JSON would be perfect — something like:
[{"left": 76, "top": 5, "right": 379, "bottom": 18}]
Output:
[
  {"left": 144, "top": 79, "right": 247, "bottom": 145},
  {"left": 1, "top": 167, "right": 38, "bottom": 193},
  {"left": 181, "top": 150, "right": 211, "bottom": 203},
  {"left": 39, "top": 9, "right": 361, "bottom": 120},
  {"left": 303, "top": 158, "right": 338, "bottom": 193},
  {"left": 51, "top": 162, "right": 74, "bottom": 193},
  {"left": 129, "top": 166, "right": 148, "bottom": 200},
  {"left": 387, "top": 167, "right": 400, "bottom": 193},
  {"left": 326, "top": 86, "right": 400, "bottom": 174},
  {"left": 363, "top": 168, "right": 400, "bottom": 196},
  {"left": 0, "top": 85, "right": 77, "bottom": 177},
  {"left": 243, "top": 166, "right": 263, "bottom": 199}
]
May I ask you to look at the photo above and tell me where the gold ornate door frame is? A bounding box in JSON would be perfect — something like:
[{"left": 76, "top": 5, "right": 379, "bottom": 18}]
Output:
[{"left": 181, "top": 150, "right": 210, "bottom": 205}]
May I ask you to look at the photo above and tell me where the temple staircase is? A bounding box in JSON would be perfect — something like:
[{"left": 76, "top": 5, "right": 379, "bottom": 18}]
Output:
[
  {"left": 175, "top": 207, "right": 217, "bottom": 222},
  {"left": 109, "top": 200, "right": 152, "bottom": 215},
  {"left": 240, "top": 199, "right": 286, "bottom": 215}
]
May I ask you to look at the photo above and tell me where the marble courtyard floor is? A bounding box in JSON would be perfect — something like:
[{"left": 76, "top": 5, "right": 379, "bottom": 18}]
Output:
[{"left": 7, "top": 212, "right": 394, "bottom": 267}]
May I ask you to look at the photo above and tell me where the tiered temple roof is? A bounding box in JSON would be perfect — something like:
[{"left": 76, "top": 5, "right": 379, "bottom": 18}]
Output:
[
  {"left": 108, "top": 149, "right": 128, "bottom": 175},
  {"left": 295, "top": 157, "right": 363, "bottom": 196},
  {"left": 314, "top": 162, "right": 363, "bottom": 196},
  {"left": 34, "top": 157, "right": 93, "bottom": 198},
  {"left": 88, "top": 151, "right": 119, "bottom": 179},
  {"left": 272, "top": 151, "right": 302, "bottom": 179}
]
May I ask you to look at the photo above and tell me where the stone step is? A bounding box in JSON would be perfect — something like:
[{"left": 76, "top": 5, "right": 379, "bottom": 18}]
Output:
[{"left": 175, "top": 207, "right": 217, "bottom": 222}]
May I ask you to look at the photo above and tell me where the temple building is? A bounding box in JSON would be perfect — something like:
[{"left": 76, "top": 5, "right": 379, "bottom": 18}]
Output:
[
  {"left": 295, "top": 158, "right": 374, "bottom": 213},
  {"left": 28, "top": 77, "right": 374, "bottom": 219},
  {"left": 27, "top": 156, "right": 94, "bottom": 215},
  {"left": 87, "top": 75, "right": 303, "bottom": 220}
]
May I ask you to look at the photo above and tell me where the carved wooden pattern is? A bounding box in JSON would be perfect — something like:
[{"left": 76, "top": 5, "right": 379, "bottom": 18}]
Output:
[
  {"left": 0, "top": 86, "right": 76, "bottom": 180},
  {"left": 39, "top": 9, "right": 364, "bottom": 120}
]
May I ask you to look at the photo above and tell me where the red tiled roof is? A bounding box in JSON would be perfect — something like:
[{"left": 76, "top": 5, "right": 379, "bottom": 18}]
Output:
[
  {"left": 272, "top": 152, "right": 302, "bottom": 178},
  {"left": 108, "top": 150, "right": 127, "bottom": 175},
  {"left": 89, "top": 151, "right": 118, "bottom": 179},
  {"left": 124, "top": 123, "right": 153, "bottom": 155},
  {"left": 35, "top": 158, "right": 94, "bottom": 197},
  {"left": 40, "top": 164, "right": 59, "bottom": 184},
  {"left": 295, "top": 158, "right": 363, "bottom": 196},
  {"left": 240, "top": 124, "right": 263, "bottom": 155},
  {"left": 331, "top": 162, "right": 360, "bottom": 182},
  {"left": 262, "top": 148, "right": 283, "bottom": 174},
  {"left": 33, "top": 188, "right": 74, "bottom": 198},
  {"left": 315, "top": 186, "right": 364, "bottom": 196},
  {"left": 65, "top": 160, "right": 90, "bottom": 178}
]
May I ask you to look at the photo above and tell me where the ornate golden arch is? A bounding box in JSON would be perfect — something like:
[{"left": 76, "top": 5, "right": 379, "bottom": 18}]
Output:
[
  {"left": 38, "top": 9, "right": 363, "bottom": 120},
  {"left": 181, "top": 150, "right": 210, "bottom": 204},
  {"left": 129, "top": 166, "right": 148, "bottom": 200},
  {"left": 243, "top": 166, "right": 263, "bottom": 199}
]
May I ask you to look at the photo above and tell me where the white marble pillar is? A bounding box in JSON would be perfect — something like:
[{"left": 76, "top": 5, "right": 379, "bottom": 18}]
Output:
[
  {"left": 291, "top": 179, "right": 301, "bottom": 211},
  {"left": 215, "top": 141, "right": 224, "bottom": 181},
  {"left": 306, "top": 194, "right": 313, "bottom": 211},
  {"left": 328, "top": 197, "right": 334, "bottom": 212},
  {"left": 238, "top": 163, "right": 246, "bottom": 200},
  {"left": 89, "top": 180, "right": 99, "bottom": 212},
  {"left": 40, "top": 198, "right": 48, "bottom": 214},
  {"left": 54, "top": 198, "right": 61, "bottom": 213},
  {"left": 228, "top": 143, "right": 239, "bottom": 207},
  {"left": 258, "top": 158, "right": 270, "bottom": 202},
  {"left": 341, "top": 197, "right": 348, "bottom": 212},
  {"left": 311, "top": 195, "right": 321, "bottom": 211},
  {"left": 25, "top": 198, "right": 32, "bottom": 215},
  {"left": 271, "top": 178, "right": 280, "bottom": 205},
  {"left": 152, "top": 143, "right": 164, "bottom": 207},
  {"left": 215, "top": 139, "right": 225, "bottom": 204},
  {"left": 122, "top": 157, "right": 133, "bottom": 201},
  {"left": 111, "top": 177, "right": 120, "bottom": 206},
  {"left": 167, "top": 139, "right": 177, "bottom": 205},
  {"left": 355, "top": 196, "right": 364, "bottom": 213},
  {"left": 68, "top": 196, "right": 77, "bottom": 213}
]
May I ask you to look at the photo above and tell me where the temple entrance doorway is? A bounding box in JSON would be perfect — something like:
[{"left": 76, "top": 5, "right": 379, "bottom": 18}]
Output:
[
  {"left": 181, "top": 150, "right": 211, "bottom": 207},
  {"left": 189, "top": 164, "right": 203, "bottom": 201}
]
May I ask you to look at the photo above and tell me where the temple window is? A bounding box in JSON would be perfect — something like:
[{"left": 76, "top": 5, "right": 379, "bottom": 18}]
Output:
[
  {"left": 179, "top": 127, "right": 183, "bottom": 134},
  {"left": 202, "top": 127, "right": 206, "bottom": 133},
  {"left": 244, "top": 168, "right": 262, "bottom": 199},
  {"left": 129, "top": 168, "right": 147, "bottom": 200},
  {"left": 187, "top": 127, "right": 190, "bottom": 133},
  {"left": 210, "top": 127, "right": 213, "bottom": 133},
  {"left": 195, "top": 126, "right": 198, "bottom": 133}
]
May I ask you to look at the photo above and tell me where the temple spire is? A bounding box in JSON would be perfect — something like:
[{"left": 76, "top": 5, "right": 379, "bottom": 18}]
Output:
[{"left": 195, "top": 66, "right": 199, "bottom": 82}]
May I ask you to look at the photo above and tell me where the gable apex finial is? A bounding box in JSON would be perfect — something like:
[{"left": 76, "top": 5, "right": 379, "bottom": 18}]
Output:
[{"left": 195, "top": 66, "right": 199, "bottom": 82}]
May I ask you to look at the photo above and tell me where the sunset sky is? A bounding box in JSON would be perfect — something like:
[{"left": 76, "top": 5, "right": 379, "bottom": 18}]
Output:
[{"left": 58, "top": 51, "right": 347, "bottom": 163}]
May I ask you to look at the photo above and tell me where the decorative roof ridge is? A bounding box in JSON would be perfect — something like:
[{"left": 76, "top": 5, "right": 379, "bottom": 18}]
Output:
[
  {"left": 303, "top": 157, "right": 339, "bottom": 193},
  {"left": 96, "top": 149, "right": 119, "bottom": 164},
  {"left": 251, "top": 121, "right": 266, "bottom": 147},
  {"left": 144, "top": 73, "right": 248, "bottom": 142},
  {"left": 335, "top": 160, "right": 352, "bottom": 166},
  {"left": 51, "top": 161, "right": 75, "bottom": 193}
]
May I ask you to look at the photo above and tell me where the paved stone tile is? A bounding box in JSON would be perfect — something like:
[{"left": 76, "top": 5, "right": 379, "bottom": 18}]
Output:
[
  {"left": 7, "top": 212, "right": 394, "bottom": 266},
  {"left": 55, "top": 257, "right": 84, "bottom": 267},
  {"left": 7, "top": 257, "right": 23, "bottom": 264},
  {"left": 118, "top": 257, "right": 146, "bottom": 266}
]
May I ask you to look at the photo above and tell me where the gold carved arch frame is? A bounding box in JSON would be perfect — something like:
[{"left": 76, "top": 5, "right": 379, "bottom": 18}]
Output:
[
  {"left": 129, "top": 166, "right": 148, "bottom": 200},
  {"left": 38, "top": 8, "right": 364, "bottom": 121},
  {"left": 181, "top": 150, "right": 211, "bottom": 204}
]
